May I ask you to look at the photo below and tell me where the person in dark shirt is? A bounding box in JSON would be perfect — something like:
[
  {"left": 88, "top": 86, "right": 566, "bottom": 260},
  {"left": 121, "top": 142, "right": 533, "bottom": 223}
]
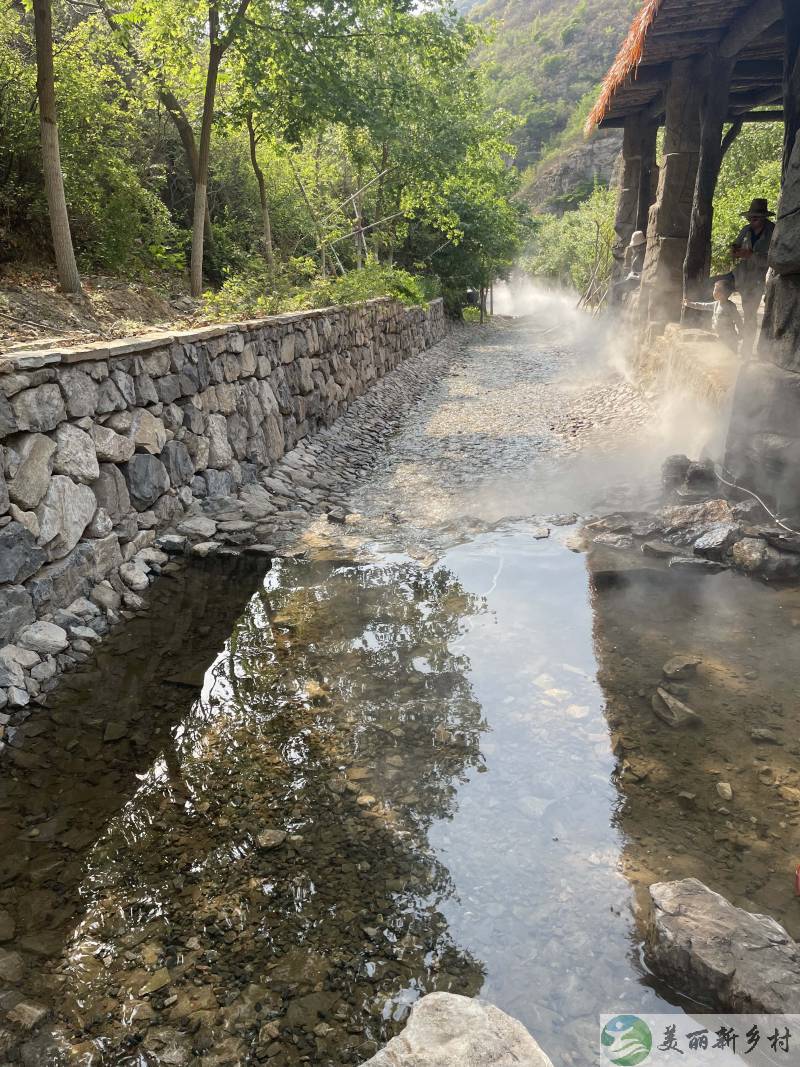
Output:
[{"left": 731, "top": 198, "right": 775, "bottom": 356}]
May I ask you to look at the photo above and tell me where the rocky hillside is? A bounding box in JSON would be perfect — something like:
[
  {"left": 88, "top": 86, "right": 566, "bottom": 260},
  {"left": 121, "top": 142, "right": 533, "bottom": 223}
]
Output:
[{"left": 460, "top": 0, "right": 639, "bottom": 209}]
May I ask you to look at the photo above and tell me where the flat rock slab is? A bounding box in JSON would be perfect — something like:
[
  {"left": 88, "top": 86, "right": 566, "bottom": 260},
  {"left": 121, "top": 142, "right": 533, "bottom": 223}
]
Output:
[
  {"left": 647, "top": 878, "right": 800, "bottom": 1012},
  {"left": 361, "top": 992, "right": 554, "bottom": 1066}
]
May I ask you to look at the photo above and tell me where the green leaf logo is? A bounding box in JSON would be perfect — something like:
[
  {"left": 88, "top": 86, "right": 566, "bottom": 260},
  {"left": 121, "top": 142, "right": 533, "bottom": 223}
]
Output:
[{"left": 601, "top": 1016, "right": 653, "bottom": 1066}]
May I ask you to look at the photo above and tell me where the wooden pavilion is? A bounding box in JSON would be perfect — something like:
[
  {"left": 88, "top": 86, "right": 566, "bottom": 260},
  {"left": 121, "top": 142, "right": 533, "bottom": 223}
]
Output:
[{"left": 588, "top": 0, "right": 800, "bottom": 514}]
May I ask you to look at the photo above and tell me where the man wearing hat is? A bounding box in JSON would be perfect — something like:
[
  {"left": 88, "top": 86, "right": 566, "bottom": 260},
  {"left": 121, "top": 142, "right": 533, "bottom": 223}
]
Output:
[{"left": 730, "top": 197, "right": 775, "bottom": 355}]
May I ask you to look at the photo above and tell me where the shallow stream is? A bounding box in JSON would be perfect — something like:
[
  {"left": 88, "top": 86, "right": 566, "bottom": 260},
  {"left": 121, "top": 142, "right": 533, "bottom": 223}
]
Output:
[{"left": 3, "top": 521, "right": 800, "bottom": 1065}]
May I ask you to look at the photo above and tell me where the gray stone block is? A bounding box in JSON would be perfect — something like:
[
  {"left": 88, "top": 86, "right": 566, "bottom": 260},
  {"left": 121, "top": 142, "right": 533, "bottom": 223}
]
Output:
[{"left": 123, "top": 454, "right": 170, "bottom": 511}]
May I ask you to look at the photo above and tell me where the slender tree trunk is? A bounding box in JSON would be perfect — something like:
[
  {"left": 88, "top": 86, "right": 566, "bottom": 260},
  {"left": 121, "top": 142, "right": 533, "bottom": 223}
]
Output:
[
  {"left": 190, "top": 7, "right": 222, "bottom": 298},
  {"left": 373, "top": 141, "right": 389, "bottom": 260},
  {"left": 32, "top": 0, "right": 81, "bottom": 293},
  {"left": 160, "top": 88, "right": 214, "bottom": 244},
  {"left": 246, "top": 112, "right": 274, "bottom": 269}
]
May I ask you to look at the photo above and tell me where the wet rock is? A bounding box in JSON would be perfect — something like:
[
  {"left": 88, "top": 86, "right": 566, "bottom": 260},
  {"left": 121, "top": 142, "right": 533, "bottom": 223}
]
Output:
[
  {"left": 762, "top": 529, "right": 800, "bottom": 555},
  {"left": 36, "top": 476, "right": 97, "bottom": 560},
  {"left": 652, "top": 687, "right": 703, "bottom": 728},
  {"left": 53, "top": 423, "right": 100, "bottom": 484},
  {"left": 139, "top": 968, "right": 172, "bottom": 996},
  {"left": 190, "top": 541, "right": 221, "bottom": 558},
  {"left": 693, "top": 522, "right": 741, "bottom": 560},
  {"left": 17, "top": 621, "right": 68, "bottom": 655},
  {"left": 8, "top": 433, "right": 57, "bottom": 510},
  {"left": 661, "top": 454, "right": 691, "bottom": 490},
  {"left": 362, "top": 993, "right": 554, "bottom": 1067},
  {"left": 256, "top": 828, "right": 286, "bottom": 850},
  {"left": 731, "top": 537, "right": 768, "bottom": 573},
  {"left": 647, "top": 878, "right": 800, "bottom": 1012},
  {"left": 6, "top": 1000, "right": 47, "bottom": 1029},
  {"left": 90, "top": 580, "right": 122, "bottom": 613},
  {"left": 668, "top": 557, "right": 728, "bottom": 575},
  {"left": 157, "top": 534, "right": 187, "bottom": 554},
  {"left": 244, "top": 543, "right": 277, "bottom": 557},
  {"left": 681, "top": 460, "right": 718, "bottom": 496},
  {"left": 531, "top": 526, "right": 550, "bottom": 540},
  {"left": 660, "top": 498, "right": 735, "bottom": 535},
  {"left": 593, "top": 532, "right": 633, "bottom": 550},
  {"left": 0, "top": 521, "right": 46, "bottom": 584},
  {"left": 120, "top": 561, "right": 150, "bottom": 592},
  {"left": 123, "top": 454, "right": 170, "bottom": 511},
  {"left": 662, "top": 655, "right": 700, "bottom": 680},
  {"left": 0, "top": 948, "right": 23, "bottom": 983},
  {"left": 641, "top": 540, "right": 682, "bottom": 560}
]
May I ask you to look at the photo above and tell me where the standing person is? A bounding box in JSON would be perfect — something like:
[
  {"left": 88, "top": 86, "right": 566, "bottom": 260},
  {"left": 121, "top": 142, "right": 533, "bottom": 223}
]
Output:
[
  {"left": 731, "top": 198, "right": 775, "bottom": 357},
  {"left": 683, "top": 273, "right": 742, "bottom": 353},
  {"left": 611, "top": 229, "right": 646, "bottom": 304}
]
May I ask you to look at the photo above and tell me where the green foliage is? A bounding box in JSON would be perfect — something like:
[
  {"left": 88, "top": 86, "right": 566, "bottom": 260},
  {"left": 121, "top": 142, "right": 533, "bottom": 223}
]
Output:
[
  {"left": 2, "top": 0, "right": 526, "bottom": 311},
  {"left": 711, "top": 122, "right": 783, "bottom": 274},
  {"left": 521, "top": 183, "right": 615, "bottom": 292},
  {"left": 203, "top": 257, "right": 436, "bottom": 321}
]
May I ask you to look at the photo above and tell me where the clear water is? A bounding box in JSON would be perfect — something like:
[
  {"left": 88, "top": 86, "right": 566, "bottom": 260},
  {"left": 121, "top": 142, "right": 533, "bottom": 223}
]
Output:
[{"left": 5, "top": 523, "right": 800, "bottom": 1065}]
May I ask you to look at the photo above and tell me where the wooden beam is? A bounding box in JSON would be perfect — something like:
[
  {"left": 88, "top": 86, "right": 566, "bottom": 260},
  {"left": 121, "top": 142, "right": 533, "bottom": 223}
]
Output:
[{"left": 720, "top": 0, "right": 782, "bottom": 58}]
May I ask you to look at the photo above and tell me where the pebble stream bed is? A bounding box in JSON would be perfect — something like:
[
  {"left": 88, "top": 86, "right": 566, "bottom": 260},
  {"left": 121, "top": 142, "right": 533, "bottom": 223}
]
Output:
[{"left": 3, "top": 319, "right": 800, "bottom": 1065}]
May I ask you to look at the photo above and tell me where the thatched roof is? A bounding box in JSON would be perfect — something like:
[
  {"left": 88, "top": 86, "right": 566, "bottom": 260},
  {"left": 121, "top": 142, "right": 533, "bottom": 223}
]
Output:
[
  {"left": 586, "top": 0, "right": 664, "bottom": 132},
  {"left": 586, "top": 0, "right": 784, "bottom": 132}
]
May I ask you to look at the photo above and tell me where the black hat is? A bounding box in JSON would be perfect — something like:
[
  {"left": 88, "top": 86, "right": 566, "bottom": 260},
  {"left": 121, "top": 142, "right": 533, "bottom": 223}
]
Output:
[{"left": 741, "top": 198, "right": 775, "bottom": 218}]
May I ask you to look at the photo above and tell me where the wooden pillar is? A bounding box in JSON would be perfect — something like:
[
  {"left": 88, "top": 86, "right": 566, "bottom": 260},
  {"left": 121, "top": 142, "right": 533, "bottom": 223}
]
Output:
[
  {"left": 637, "top": 120, "right": 659, "bottom": 234},
  {"left": 610, "top": 114, "right": 645, "bottom": 298},
  {"left": 638, "top": 59, "right": 702, "bottom": 336},
  {"left": 684, "top": 52, "right": 735, "bottom": 299}
]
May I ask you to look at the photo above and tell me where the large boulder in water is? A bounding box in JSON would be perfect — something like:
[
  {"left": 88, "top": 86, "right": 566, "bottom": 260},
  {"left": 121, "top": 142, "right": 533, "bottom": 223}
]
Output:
[
  {"left": 361, "top": 993, "right": 554, "bottom": 1066},
  {"left": 647, "top": 878, "right": 800, "bottom": 1012}
]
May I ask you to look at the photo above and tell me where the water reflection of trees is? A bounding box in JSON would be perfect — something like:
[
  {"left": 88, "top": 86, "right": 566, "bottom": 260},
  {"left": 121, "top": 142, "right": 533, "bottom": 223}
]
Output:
[{"left": 29, "top": 558, "right": 489, "bottom": 1065}]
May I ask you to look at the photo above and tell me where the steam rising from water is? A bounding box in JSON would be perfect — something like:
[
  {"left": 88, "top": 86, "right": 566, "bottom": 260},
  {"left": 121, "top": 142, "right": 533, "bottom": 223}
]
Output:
[{"left": 492, "top": 276, "right": 734, "bottom": 488}]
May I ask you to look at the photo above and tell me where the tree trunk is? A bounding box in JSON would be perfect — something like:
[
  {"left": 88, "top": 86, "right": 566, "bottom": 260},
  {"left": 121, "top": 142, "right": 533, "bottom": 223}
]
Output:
[
  {"left": 684, "top": 53, "right": 734, "bottom": 299},
  {"left": 33, "top": 0, "right": 81, "bottom": 293},
  {"left": 189, "top": 5, "right": 222, "bottom": 299},
  {"left": 246, "top": 112, "right": 274, "bottom": 269},
  {"left": 160, "top": 88, "right": 214, "bottom": 245},
  {"left": 373, "top": 141, "right": 389, "bottom": 261}
]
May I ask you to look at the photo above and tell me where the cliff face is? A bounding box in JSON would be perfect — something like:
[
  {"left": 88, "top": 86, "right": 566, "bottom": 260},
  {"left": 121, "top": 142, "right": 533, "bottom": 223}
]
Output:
[{"left": 521, "top": 130, "right": 623, "bottom": 215}]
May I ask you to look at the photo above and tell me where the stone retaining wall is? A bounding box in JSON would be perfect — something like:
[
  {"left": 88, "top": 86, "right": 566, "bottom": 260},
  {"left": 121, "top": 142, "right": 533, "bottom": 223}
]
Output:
[{"left": 0, "top": 298, "right": 445, "bottom": 699}]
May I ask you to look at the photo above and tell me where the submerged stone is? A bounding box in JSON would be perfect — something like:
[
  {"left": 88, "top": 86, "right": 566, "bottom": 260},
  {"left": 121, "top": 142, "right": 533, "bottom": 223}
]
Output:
[{"left": 362, "top": 993, "right": 554, "bottom": 1066}]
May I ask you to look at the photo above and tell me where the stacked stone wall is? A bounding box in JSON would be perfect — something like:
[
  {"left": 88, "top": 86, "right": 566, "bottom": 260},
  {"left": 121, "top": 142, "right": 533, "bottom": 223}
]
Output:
[{"left": 0, "top": 299, "right": 446, "bottom": 673}]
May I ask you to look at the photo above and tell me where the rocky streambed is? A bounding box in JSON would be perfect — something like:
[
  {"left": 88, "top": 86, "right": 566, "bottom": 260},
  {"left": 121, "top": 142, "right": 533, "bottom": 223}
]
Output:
[{"left": 3, "top": 319, "right": 800, "bottom": 1064}]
